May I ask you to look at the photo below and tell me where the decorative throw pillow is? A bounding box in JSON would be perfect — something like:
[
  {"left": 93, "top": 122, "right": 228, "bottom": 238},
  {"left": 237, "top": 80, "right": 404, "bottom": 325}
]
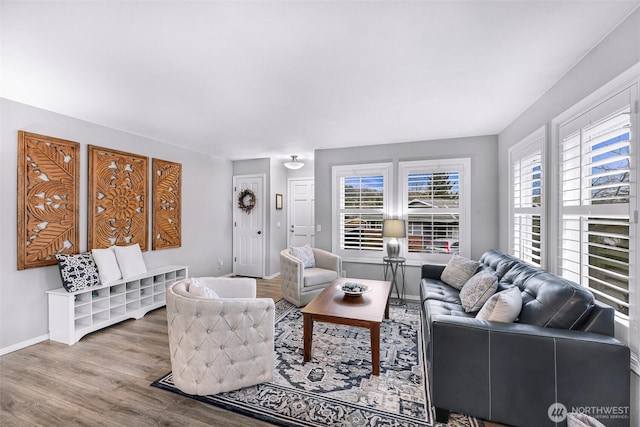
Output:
[
  {"left": 290, "top": 245, "right": 316, "bottom": 268},
  {"left": 476, "top": 286, "right": 523, "bottom": 322},
  {"left": 441, "top": 254, "right": 480, "bottom": 290},
  {"left": 188, "top": 278, "right": 219, "bottom": 298},
  {"left": 91, "top": 246, "right": 122, "bottom": 285},
  {"left": 460, "top": 270, "right": 498, "bottom": 312},
  {"left": 113, "top": 243, "right": 147, "bottom": 279},
  {"left": 55, "top": 253, "right": 101, "bottom": 293}
]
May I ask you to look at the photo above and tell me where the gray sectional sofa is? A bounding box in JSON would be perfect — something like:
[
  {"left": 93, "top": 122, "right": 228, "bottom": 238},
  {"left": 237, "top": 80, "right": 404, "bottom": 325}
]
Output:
[{"left": 420, "top": 249, "right": 630, "bottom": 427}]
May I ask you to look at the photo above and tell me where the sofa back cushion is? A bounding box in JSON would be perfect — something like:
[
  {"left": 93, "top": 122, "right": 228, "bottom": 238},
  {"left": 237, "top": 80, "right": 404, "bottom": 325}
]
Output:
[
  {"left": 518, "top": 272, "right": 595, "bottom": 329},
  {"left": 478, "top": 249, "right": 520, "bottom": 280}
]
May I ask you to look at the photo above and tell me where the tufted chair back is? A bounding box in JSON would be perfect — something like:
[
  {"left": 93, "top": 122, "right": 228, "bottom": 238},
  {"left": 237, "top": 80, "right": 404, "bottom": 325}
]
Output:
[
  {"left": 280, "top": 247, "right": 342, "bottom": 307},
  {"left": 166, "top": 277, "right": 275, "bottom": 396}
]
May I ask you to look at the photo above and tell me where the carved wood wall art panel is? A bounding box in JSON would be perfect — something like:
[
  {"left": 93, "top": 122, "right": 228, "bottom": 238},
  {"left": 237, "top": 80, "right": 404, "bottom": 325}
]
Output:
[
  {"left": 88, "top": 145, "right": 148, "bottom": 250},
  {"left": 17, "top": 131, "right": 80, "bottom": 270},
  {"left": 152, "top": 159, "right": 182, "bottom": 250}
]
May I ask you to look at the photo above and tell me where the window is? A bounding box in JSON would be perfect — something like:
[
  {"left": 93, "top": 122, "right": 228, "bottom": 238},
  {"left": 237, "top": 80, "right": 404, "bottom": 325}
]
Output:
[
  {"left": 510, "top": 128, "right": 545, "bottom": 267},
  {"left": 332, "top": 163, "right": 391, "bottom": 260},
  {"left": 400, "top": 159, "right": 471, "bottom": 262},
  {"left": 558, "top": 88, "right": 635, "bottom": 318}
]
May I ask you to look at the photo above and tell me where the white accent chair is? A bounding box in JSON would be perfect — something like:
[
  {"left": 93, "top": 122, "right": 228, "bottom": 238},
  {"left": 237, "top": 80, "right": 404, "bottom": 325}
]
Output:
[
  {"left": 280, "top": 247, "right": 342, "bottom": 307},
  {"left": 166, "top": 277, "right": 274, "bottom": 396}
]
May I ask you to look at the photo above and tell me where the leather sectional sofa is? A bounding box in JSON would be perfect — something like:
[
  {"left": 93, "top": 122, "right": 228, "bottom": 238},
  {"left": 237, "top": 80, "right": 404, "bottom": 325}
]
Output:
[{"left": 420, "top": 249, "right": 630, "bottom": 427}]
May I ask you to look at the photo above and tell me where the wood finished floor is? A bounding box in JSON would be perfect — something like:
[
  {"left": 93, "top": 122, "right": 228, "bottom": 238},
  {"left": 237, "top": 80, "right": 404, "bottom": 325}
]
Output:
[{"left": 0, "top": 277, "right": 502, "bottom": 427}]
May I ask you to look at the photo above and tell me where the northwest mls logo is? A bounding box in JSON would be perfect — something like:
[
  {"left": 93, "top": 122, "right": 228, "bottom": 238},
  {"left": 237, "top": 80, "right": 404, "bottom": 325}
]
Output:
[{"left": 548, "top": 403, "right": 568, "bottom": 422}]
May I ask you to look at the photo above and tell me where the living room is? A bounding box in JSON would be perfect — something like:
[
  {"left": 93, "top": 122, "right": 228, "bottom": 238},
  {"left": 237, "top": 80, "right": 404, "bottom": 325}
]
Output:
[{"left": 1, "top": 1, "right": 640, "bottom": 426}]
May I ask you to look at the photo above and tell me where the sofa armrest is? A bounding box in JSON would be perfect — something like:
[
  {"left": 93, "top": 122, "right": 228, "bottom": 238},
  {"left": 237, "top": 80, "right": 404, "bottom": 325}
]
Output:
[
  {"left": 430, "top": 316, "right": 630, "bottom": 427},
  {"left": 280, "top": 250, "right": 304, "bottom": 289},
  {"left": 421, "top": 264, "right": 445, "bottom": 280},
  {"left": 313, "top": 248, "right": 342, "bottom": 275}
]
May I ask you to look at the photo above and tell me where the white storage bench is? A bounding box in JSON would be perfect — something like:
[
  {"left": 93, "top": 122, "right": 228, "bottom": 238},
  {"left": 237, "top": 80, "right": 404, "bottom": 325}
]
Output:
[{"left": 47, "top": 265, "right": 188, "bottom": 345}]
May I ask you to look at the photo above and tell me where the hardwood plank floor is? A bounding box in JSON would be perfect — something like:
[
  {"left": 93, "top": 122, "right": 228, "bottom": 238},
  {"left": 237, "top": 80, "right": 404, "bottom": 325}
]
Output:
[{"left": 0, "top": 276, "right": 501, "bottom": 427}]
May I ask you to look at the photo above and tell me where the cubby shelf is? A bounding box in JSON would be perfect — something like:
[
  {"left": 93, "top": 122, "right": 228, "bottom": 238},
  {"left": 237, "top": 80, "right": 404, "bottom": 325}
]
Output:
[{"left": 47, "top": 265, "right": 188, "bottom": 345}]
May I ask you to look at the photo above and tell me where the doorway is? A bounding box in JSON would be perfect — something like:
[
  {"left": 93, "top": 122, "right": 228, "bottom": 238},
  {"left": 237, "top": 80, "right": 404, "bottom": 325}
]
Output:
[
  {"left": 233, "top": 174, "right": 265, "bottom": 278},
  {"left": 288, "top": 178, "right": 315, "bottom": 247}
]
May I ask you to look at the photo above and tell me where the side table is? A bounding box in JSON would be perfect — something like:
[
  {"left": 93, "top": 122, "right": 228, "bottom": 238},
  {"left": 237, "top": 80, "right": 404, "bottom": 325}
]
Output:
[{"left": 383, "top": 256, "right": 406, "bottom": 301}]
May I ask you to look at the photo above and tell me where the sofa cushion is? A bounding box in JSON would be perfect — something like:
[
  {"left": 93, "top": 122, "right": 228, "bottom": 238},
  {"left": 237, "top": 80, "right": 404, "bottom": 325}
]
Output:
[
  {"left": 420, "top": 279, "right": 462, "bottom": 304},
  {"left": 478, "top": 249, "right": 520, "bottom": 279},
  {"left": 498, "top": 261, "right": 545, "bottom": 291},
  {"left": 423, "top": 299, "right": 472, "bottom": 320},
  {"left": 441, "top": 255, "right": 480, "bottom": 290},
  {"left": 460, "top": 271, "right": 498, "bottom": 312},
  {"left": 518, "top": 272, "right": 594, "bottom": 329},
  {"left": 303, "top": 268, "right": 338, "bottom": 289},
  {"left": 476, "top": 286, "right": 522, "bottom": 322}
]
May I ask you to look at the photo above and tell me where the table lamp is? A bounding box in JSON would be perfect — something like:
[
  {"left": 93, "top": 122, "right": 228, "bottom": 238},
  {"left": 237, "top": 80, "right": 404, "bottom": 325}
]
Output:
[{"left": 382, "top": 219, "right": 406, "bottom": 259}]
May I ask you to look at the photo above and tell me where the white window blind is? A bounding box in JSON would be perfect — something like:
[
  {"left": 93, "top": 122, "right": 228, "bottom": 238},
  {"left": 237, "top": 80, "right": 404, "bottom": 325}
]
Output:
[
  {"left": 400, "top": 159, "right": 470, "bottom": 261},
  {"left": 511, "top": 130, "right": 544, "bottom": 267},
  {"left": 559, "top": 89, "right": 633, "bottom": 317},
  {"left": 332, "top": 163, "right": 391, "bottom": 259}
]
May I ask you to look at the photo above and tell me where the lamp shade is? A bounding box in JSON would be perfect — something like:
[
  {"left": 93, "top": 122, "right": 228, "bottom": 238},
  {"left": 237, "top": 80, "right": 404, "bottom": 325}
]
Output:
[
  {"left": 382, "top": 219, "right": 406, "bottom": 238},
  {"left": 284, "top": 155, "right": 304, "bottom": 170}
]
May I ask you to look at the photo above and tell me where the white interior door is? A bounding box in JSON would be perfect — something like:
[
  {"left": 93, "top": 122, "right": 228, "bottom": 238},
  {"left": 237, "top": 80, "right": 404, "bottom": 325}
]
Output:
[
  {"left": 288, "top": 178, "right": 315, "bottom": 247},
  {"left": 233, "top": 175, "right": 264, "bottom": 278}
]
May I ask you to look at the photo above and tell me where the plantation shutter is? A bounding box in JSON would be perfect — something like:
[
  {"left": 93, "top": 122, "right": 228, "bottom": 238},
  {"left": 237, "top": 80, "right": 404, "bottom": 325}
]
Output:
[
  {"left": 400, "top": 159, "right": 470, "bottom": 261},
  {"left": 559, "top": 89, "right": 633, "bottom": 316},
  {"left": 512, "top": 132, "right": 543, "bottom": 266},
  {"left": 332, "top": 163, "right": 391, "bottom": 259}
]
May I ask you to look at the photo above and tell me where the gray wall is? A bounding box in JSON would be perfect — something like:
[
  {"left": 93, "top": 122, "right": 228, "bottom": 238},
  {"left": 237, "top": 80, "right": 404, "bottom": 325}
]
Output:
[
  {"left": 232, "top": 157, "right": 315, "bottom": 278},
  {"left": 497, "top": 8, "right": 640, "bottom": 426},
  {"left": 314, "top": 135, "right": 499, "bottom": 298},
  {"left": 0, "top": 98, "right": 233, "bottom": 353}
]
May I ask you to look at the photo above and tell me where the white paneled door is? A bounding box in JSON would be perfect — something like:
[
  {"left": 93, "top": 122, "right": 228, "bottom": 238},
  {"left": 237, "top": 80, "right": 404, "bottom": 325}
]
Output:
[
  {"left": 233, "top": 175, "right": 265, "bottom": 278},
  {"left": 288, "top": 178, "right": 315, "bottom": 247}
]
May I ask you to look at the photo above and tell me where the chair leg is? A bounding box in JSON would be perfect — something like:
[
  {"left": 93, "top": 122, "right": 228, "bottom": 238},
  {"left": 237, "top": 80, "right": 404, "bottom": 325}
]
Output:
[{"left": 434, "top": 407, "right": 450, "bottom": 423}]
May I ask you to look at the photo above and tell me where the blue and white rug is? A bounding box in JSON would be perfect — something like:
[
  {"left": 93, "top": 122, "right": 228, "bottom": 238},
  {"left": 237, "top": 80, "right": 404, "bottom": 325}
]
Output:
[{"left": 151, "top": 299, "right": 482, "bottom": 427}]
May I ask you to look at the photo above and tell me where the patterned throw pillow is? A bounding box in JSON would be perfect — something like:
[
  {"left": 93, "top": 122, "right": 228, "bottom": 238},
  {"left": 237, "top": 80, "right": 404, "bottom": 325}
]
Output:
[
  {"left": 459, "top": 270, "right": 498, "bottom": 312},
  {"left": 476, "top": 286, "right": 523, "bottom": 322},
  {"left": 290, "top": 245, "right": 316, "bottom": 268},
  {"left": 55, "top": 253, "right": 101, "bottom": 293},
  {"left": 440, "top": 254, "right": 480, "bottom": 290}
]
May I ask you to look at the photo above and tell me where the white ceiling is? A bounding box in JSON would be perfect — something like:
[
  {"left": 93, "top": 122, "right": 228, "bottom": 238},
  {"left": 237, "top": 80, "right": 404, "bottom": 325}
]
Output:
[{"left": 2, "top": 1, "right": 638, "bottom": 162}]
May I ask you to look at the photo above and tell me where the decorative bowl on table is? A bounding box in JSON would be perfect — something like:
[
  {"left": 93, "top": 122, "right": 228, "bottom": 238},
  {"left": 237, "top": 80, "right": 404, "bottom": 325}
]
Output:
[{"left": 337, "top": 282, "right": 371, "bottom": 296}]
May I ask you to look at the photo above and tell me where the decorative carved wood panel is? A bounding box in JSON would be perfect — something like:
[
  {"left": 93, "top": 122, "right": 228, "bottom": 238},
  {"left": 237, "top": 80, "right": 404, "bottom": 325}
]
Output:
[
  {"left": 88, "top": 145, "right": 148, "bottom": 250},
  {"left": 152, "top": 159, "right": 182, "bottom": 250},
  {"left": 17, "top": 131, "right": 80, "bottom": 270}
]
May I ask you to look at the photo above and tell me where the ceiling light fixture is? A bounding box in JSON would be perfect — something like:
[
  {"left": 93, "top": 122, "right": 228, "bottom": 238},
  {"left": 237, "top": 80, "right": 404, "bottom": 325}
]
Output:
[{"left": 284, "top": 155, "right": 304, "bottom": 170}]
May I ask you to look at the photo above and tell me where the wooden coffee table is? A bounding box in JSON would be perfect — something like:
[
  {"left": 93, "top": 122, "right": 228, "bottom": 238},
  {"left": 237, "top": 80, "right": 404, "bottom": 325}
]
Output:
[{"left": 301, "top": 277, "right": 392, "bottom": 376}]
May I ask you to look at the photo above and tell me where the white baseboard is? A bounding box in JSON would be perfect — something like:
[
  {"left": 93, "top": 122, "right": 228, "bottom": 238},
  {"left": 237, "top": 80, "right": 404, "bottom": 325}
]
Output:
[
  {"left": 264, "top": 272, "right": 281, "bottom": 280},
  {"left": 0, "top": 334, "right": 49, "bottom": 356}
]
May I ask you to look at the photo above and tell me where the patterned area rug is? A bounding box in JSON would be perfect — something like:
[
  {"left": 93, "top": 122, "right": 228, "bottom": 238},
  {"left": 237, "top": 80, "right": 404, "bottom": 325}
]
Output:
[{"left": 151, "top": 299, "right": 482, "bottom": 427}]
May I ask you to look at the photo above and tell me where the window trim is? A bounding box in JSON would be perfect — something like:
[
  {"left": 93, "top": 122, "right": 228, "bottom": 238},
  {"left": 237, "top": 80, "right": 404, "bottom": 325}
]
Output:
[
  {"left": 399, "top": 158, "right": 471, "bottom": 263},
  {"left": 331, "top": 162, "right": 393, "bottom": 263}
]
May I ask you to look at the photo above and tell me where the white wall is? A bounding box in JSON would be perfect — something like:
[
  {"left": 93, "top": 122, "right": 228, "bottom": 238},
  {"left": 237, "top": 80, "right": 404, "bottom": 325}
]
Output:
[
  {"left": 0, "top": 99, "right": 233, "bottom": 353},
  {"left": 497, "top": 8, "right": 640, "bottom": 426},
  {"left": 314, "top": 135, "right": 499, "bottom": 298}
]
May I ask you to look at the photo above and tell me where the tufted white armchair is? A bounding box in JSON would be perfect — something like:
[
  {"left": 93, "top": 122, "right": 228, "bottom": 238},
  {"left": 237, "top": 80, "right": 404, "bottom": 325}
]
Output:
[
  {"left": 165, "top": 277, "right": 275, "bottom": 396},
  {"left": 280, "top": 247, "right": 342, "bottom": 307}
]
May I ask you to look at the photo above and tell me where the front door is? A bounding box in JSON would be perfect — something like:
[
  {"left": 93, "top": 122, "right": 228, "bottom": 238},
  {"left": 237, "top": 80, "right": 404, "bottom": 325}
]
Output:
[
  {"left": 288, "top": 178, "right": 315, "bottom": 247},
  {"left": 233, "top": 175, "right": 264, "bottom": 278}
]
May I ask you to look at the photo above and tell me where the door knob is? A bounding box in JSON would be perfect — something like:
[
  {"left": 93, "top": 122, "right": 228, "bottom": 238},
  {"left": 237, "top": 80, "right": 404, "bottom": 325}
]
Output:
[{"left": 257, "top": 231, "right": 262, "bottom": 234}]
